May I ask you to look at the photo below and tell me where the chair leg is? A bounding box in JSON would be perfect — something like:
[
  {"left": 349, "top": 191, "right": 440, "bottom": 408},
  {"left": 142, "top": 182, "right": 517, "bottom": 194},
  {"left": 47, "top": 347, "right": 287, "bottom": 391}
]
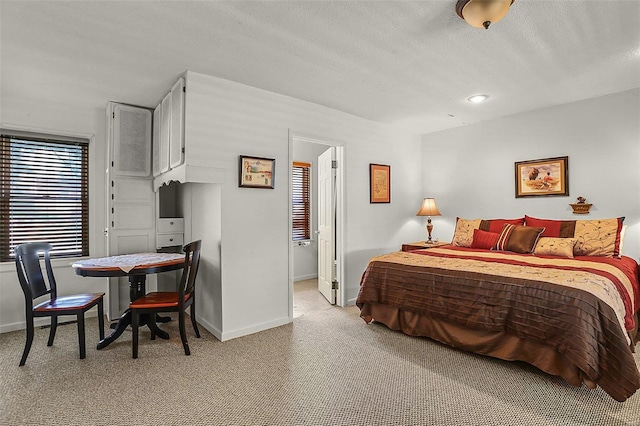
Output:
[
  {"left": 97, "top": 299, "right": 105, "bottom": 340},
  {"left": 190, "top": 305, "right": 201, "bottom": 338},
  {"left": 132, "top": 310, "right": 139, "bottom": 359},
  {"left": 47, "top": 316, "right": 58, "bottom": 346},
  {"left": 178, "top": 310, "right": 190, "bottom": 356},
  {"left": 20, "top": 314, "right": 35, "bottom": 367},
  {"left": 77, "top": 313, "right": 86, "bottom": 359}
]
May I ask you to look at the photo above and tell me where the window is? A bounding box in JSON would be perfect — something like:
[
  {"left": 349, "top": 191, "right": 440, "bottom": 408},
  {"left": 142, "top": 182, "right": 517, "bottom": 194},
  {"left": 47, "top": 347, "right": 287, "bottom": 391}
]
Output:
[
  {"left": 0, "top": 132, "right": 89, "bottom": 261},
  {"left": 292, "top": 161, "right": 311, "bottom": 241}
]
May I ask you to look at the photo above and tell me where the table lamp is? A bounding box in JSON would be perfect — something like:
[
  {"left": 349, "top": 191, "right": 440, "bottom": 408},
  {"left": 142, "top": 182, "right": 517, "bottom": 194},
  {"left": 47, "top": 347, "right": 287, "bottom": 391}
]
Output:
[{"left": 416, "top": 198, "right": 442, "bottom": 244}]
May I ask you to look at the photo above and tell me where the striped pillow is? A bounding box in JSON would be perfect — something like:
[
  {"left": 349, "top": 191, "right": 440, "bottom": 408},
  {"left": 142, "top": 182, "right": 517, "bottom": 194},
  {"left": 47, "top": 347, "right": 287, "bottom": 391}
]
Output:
[{"left": 493, "top": 224, "right": 545, "bottom": 254}]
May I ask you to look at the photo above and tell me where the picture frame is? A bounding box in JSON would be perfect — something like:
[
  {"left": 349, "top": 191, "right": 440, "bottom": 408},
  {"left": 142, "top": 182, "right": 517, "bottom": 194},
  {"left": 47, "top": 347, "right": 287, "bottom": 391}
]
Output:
[
  {"left": 369, "top": 163, "right": 391, "bottom": 203},
  {"left": 515, "top": 156, "right": 568, "bottom": 198},
  {"left": 239, "top": 155, "right": 275, "bottom": 189}
]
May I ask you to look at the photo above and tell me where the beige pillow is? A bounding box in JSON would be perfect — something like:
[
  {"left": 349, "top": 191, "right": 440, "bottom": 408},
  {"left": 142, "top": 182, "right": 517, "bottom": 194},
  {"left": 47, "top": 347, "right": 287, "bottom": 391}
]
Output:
[
  {"left": 573, "top": 218, "right": 624, "bottom": 257},
  {"left": 534, "top": 237, "right": 577, "bottom": 258},
  {"left": 452, "top": 218, "right": 482, "bottom": 247}
]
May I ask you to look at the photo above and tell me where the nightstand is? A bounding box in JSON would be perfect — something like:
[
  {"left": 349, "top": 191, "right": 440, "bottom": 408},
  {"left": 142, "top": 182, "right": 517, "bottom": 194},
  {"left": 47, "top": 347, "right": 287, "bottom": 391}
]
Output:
[{"left": 401, "top": 241, "right": 450, "bottom": 252}]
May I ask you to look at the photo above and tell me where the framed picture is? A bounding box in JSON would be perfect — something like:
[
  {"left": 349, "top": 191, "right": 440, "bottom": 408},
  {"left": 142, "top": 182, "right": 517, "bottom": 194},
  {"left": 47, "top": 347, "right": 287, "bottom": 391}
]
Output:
[
  {"left": 369, "top": 163, "right": 391, "bottom": 203},
  {"left": 515, "top": 156, "right": 568, "bottom": 198},
  {"left": 239, "top": 155, "right": 275, "bottom": 189}
]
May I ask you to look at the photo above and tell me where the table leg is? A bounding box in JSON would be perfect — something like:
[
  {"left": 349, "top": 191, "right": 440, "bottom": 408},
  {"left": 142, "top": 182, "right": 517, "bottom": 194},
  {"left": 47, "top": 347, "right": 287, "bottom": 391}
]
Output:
[
  {"left": 96, "top": 274, "right": 169, "bottom": 350},
  {"left": 97, "top": 309, "right": 131, "bottom": 350}
]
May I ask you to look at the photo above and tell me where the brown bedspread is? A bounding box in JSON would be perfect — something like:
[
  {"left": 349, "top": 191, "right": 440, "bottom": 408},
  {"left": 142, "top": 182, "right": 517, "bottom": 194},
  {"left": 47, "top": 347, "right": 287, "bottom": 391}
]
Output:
[{"left": 356, "top": 247, "right": 640, "bottom": 401}]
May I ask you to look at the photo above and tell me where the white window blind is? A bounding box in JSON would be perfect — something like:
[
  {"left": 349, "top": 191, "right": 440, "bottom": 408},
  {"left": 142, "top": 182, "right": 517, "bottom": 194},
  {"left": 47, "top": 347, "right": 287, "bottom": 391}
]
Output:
[
  {"left": 0, "top": 133, "right": 89, "bottom": 261},
  {"left": 292, "top": 161, "right": 311, "bottom": 241}
]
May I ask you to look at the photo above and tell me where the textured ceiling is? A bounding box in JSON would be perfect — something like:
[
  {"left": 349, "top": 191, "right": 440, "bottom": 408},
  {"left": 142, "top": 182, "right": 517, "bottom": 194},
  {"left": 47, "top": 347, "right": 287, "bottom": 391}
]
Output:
[{"left": 1, "top": 1, "right": 639, "bottom": 135}]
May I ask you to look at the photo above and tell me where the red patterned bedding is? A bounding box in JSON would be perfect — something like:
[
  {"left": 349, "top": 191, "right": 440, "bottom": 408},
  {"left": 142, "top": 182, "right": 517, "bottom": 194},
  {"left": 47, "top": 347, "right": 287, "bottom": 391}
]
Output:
[{"left": 356, "top": 246, "right": 640, "bottom": 401}]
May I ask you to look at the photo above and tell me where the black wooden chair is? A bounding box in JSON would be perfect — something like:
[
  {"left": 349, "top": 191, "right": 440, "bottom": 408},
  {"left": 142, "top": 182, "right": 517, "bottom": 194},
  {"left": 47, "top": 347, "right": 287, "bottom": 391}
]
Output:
[
  {"left": 130, "top": 240, "right": 202, "bottom": 358},
  {"left": 15, "top": 243, "right": 105, "bottom": 366}
]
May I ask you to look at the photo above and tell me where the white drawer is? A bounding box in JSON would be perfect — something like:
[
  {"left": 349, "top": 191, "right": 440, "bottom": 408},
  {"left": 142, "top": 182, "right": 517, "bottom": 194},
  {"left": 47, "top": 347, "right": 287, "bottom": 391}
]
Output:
[
  {"left": 157, "top": 218, "right": 184, "bottom": 234},
  {"left": 156, "top": 233, "right": 184, "bottom": 248}
]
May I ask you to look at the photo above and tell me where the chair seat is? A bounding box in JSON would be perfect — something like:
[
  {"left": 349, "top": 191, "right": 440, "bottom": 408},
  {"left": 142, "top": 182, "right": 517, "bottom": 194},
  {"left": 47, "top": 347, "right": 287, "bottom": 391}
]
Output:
[
  {"left": 130, "top": 292, "right": 191, "bottom": 309},
  {"left": 33, "top": 293, "right": 105, "bottom": 312}
]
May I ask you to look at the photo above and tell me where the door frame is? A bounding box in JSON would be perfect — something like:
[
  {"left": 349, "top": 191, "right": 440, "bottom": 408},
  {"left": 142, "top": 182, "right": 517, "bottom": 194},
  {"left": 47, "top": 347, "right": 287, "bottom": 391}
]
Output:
[{"left": 288, "top": 131, "right": 346, "bottom": 321}]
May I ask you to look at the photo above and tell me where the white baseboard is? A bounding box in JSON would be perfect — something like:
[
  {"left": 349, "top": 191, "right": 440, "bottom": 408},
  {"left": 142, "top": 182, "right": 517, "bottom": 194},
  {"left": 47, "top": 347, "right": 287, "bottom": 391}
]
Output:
[
  {"left": 220, "top": 316, "right": 291, "bottom": 342},
  {"left": 195, "top": 314, "right": 222, "bottom": 341},
  {"left": 293, "top": 273, "right": 318, "bottom": 282},
  {"left": 346, "top": 297, "right": 357, "bottom": 306}
]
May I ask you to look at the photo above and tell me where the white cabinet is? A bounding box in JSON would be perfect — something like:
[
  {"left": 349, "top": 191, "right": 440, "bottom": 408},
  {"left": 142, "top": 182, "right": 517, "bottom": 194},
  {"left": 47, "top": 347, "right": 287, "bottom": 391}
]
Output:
[
  {"left": 106, "top": 102, "right": 156, "bottom": 318},
  {"left": 160, "top": 92, "right": 171, "bottom": 174},
  {"left": 156, "top": 218, "right": 184, "bottom": 248},
  {"left": 152, "top": 104, "right": 161, "bottom": 177},
  {"left": 153, "top": 77, "right": 184, "bottom": 178},
  {"left": 170, "top": 78, "right": 185, "bottom": 169},
  {"left": 152, "top": 73, "right": 224, "bottom": 191}
]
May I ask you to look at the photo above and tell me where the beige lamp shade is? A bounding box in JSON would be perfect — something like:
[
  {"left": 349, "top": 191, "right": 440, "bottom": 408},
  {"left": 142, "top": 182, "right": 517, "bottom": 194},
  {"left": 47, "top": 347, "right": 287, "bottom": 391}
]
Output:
[
  {"left": 416, "top": 198, "right": 441, "bottom": 243},
  {"left": 456, "top": 0, "right": 515, "bottom": 29},
  {"left": 416, "top": 198, "right": 441, "bottom": 217}
]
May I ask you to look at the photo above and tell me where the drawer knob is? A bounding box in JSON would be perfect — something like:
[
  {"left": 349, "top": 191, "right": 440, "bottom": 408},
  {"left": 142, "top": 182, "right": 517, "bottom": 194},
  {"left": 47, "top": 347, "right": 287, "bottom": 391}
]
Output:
[
  {"left": 169, "top": 221, "right": 174, "bottom": 225},
  {"left": 169, "top": 238, "right": 174, "bottom": 242}
]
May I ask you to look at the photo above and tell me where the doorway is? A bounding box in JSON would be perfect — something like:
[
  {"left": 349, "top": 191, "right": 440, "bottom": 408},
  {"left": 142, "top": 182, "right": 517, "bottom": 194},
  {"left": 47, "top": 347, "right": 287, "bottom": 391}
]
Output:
[{"left": 289, "top": 132, "right": 345, "bottom": 321}]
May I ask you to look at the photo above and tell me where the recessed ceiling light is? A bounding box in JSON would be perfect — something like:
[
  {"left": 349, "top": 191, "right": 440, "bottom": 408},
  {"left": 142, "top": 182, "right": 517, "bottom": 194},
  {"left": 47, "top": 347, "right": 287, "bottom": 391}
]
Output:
[{"left": 467, "top": 95, "right": 488, "bottom": 103}]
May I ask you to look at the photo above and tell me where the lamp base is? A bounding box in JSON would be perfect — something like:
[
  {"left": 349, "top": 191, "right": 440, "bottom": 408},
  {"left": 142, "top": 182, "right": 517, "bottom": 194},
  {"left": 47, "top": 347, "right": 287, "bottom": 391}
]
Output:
[{"left": 426, "top": 218, "right": 434, "bottom": 244}]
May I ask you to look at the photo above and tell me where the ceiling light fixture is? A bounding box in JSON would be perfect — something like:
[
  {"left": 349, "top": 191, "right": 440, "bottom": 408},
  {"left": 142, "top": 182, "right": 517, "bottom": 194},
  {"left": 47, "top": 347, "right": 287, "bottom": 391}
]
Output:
[
  {"left": 467, "top": 95, "right": 488, "bottom": 103},
  {"left": 456, "top": 0, "right": 515, "bottom": 30}
]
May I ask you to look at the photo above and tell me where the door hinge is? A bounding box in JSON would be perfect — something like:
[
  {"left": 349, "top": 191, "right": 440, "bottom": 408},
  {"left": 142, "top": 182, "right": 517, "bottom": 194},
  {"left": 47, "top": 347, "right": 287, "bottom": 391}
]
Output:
[{"left": 331, "top": 160, "right": 338, "bottom": 169}]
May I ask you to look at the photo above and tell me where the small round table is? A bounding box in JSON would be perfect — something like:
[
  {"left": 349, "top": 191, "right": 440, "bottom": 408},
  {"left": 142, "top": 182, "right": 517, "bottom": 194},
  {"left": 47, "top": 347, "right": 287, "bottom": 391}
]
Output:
[{"left": 72, "top": 253, "right": 185, "bottom": 350}]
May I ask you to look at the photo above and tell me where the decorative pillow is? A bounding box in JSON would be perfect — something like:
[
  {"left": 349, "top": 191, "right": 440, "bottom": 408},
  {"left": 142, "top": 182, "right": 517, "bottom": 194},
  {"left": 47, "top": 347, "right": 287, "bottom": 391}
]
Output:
[
  {"left": 479, "top": 218, "right": 525, "bottom": 233},
  {"left": 452, "top": 218, "right": 482, "bottom": 247},
  {"left": 471, "top": 229, "right": 501, "bottom": 250},
  {"left": 453, "top": 217, "right": 524, "bottom": 247},
  {"left": 573, "top": 217, "right": 625, "bottom": 257},
  {"left": 524, "top": 215, "right": 576, "bottom": 238},
  {"left": 493, "top": 224, "right": 545, "bottom": 254},
  {"left": 533, "top": 237, "right": 577, "bottom": 258}
]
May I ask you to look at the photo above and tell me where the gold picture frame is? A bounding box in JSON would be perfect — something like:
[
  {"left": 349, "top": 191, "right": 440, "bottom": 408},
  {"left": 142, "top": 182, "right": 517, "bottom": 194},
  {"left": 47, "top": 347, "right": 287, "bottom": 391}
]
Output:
[
  {"left": 369, "top": 163, "right": 391, "bottom": 203},
  {"left": 515, "top": 156, "right": 568, "bottom": 198},
  {"left": 239, "top": 155, "right": 275, "bottom": 189}
]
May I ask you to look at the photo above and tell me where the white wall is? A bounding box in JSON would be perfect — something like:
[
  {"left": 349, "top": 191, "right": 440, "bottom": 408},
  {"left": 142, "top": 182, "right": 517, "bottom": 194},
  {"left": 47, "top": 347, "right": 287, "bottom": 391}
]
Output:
[
  {"left": 183, "top": 71, "right": 423, "bottom": 340},
  {"left": 0, "top": 99, "right": 110, "bottom": 333},
  {"left": 421, "top": 88, "right": 640, "bottom": 260},
  {"left": 292, "top": 140, "right": 331, "bottom": 282}
]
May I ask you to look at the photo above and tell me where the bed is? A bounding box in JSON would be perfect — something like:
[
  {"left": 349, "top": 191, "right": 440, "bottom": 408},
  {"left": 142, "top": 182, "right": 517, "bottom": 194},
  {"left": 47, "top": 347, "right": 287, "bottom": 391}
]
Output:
[{"left": 356, "top": 216, "right": 640, "bottom": 402}]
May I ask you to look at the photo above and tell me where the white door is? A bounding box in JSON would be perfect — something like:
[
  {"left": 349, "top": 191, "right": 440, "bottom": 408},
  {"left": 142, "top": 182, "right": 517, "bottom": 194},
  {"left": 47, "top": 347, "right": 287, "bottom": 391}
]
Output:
[
  {"left": 106, "top": 103, "right": 156, "bottom": 318},
  {"left": 317, "top": 147, "right": 336, "bottom": 304}
]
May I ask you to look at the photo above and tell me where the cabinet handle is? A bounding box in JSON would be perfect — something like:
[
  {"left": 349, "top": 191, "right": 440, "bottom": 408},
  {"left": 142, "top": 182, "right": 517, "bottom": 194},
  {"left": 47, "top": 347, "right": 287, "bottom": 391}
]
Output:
[
  {"left": 170, "top": 221, "right": 174, "bottom": 225},
  {"left": 169, "top": 238, "right": 174, "bottom": 242}
]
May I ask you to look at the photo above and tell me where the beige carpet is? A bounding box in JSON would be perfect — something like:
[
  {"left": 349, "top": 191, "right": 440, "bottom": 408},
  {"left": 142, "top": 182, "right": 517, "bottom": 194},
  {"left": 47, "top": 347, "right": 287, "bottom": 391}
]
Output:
[{"left": 1, "top": 282, "right": 639, "bottom": 426}]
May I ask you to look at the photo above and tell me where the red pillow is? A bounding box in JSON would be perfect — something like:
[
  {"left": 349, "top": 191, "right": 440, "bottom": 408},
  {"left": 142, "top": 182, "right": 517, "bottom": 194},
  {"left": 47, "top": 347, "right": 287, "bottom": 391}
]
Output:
[
  {"left": 524, "top": 215, "right": 575, "bottom": 238},
  {"left": 471, "top": 229, "right": 500, "bottom": 250},
  {"left": 484, "top": 218, "right": 525, "bottom": 233}
]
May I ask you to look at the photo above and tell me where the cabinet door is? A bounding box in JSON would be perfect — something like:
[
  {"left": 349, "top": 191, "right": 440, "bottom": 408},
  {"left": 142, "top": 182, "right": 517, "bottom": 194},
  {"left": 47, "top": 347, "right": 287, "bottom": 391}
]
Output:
[
  {"left": 106, "top": 102, "right": 156, "bottom": 318},
  {"left": 112, "top": 104, "right": 151, "bottom": 177},
  {"left": 169, "top": 77, "right": 185, "bottom": 169},
  {"left": 160, "top": 92, "right": 171, "bottom": 173},
  {"left": 152, "top": 103, "right": 161, "bottom": 177}
]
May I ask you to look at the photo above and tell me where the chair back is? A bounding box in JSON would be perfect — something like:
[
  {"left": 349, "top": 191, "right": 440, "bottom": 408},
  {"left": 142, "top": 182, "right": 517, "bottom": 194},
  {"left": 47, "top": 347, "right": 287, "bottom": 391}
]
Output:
[
  {"left": 15, "top": 243, "right": 57, "bottom": 304},
  {"left": 179, "top": 240, "right": 202, "bottom": 306}
]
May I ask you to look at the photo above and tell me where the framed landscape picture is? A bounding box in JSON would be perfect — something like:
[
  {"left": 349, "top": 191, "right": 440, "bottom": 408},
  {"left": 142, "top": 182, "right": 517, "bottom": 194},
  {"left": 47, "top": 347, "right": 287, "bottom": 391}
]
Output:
[
  {"left": 515, "top": 156, "right": 568, "bottom": 198},
  {"left": 369, "top": 163, "right": 391, "bottom": 203},
  {"left": 239, "top": 155, "right": 275, "bottom": 189}
]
